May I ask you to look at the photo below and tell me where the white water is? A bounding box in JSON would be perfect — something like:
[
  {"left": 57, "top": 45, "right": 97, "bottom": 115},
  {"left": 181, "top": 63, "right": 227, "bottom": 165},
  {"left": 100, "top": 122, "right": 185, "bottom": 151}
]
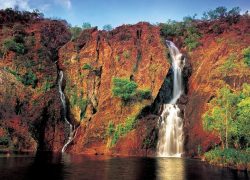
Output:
[
  {"left": 58, "top": 71, "right": 76, "bottom": 153},
  {"left": 157, "top": 40, "right": 185, "bottom": 157}
]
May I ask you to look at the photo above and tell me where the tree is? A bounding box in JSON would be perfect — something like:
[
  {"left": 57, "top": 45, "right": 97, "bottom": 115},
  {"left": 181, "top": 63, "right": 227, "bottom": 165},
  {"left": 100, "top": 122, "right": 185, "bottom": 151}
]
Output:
[
  {"left": 103, "top": 24, "right": 113, "bottom": 31},
  {"left": 112, "top": 77, "right": 138, "bottom": 101},
  {"left": 82, "top": 22, "right": 91, "bottom": 30},
  {"left": 70, "top": 26, "right": 82, "bottom": 41},
  {"left": 203, "top": 86, "right": 238, "bottom": 149}
]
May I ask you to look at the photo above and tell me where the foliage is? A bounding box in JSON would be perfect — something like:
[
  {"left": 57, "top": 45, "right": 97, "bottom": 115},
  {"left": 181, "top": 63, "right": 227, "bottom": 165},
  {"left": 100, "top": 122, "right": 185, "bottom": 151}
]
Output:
[
  {"left": 3, "top": 38, "right": 26, "bottom": 54},
  {"left": 82, "top": 63, "right": 93, "bottom": 70},
  {"left": 106, "top": 121, "right": 115, "bottom": 136},
  {"left": 136, "top": 89, "right": 151, "bottom": 100},
  {"left": 219, "top": 53, "right": 237, "bottom": 74},
  {"left": 204, "top": 148, "right": 250, "bottom": 167},
  {"left": 203, "top": 84, "right": 250, "bottom": 150},
  {"left": 123, "top": 50, "right": 130, "bottom": 59},
  {"left": 21, "top": 71, "right": 38, "bottom": 88},
  {"left": 82, "top": 22, "right": 92, "bottom": 30},
  {"left": 0, "top": 136, "right": 9, "bottom": 146},
  {"left": 112, "top": 78, "right": 138, "bottom": 101},
  {"left": 160, "top": 20, "right": 185, "bottom": 37},
  {"left": 103, "top": 24, "right": 113, "bottom": 31},
  {"left": 202, "top": 6, "right": 240, "bottom": 21},
  {"left": 42, "top": 80, "right": 53, "bottom": 92},
  {"left": 160, "top": 17, "right": 201, "bottom": 51},
  {"left": 242, "top": 47, "right": 250, "bottom": 67},
  {"left": 108, "top": 116, "right": 137, "bottom": 146},
  {"left": 70, "top": 26, "right": 82, "bottom": 41}
]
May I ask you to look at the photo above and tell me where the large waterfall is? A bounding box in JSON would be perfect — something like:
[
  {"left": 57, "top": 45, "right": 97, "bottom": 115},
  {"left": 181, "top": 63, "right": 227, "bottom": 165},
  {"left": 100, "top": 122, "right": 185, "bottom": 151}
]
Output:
[
  {"left": 58, "top": 71, "right": 75, "bottom": 153},
  {"left": 157, "top": 40, "right": 185, "bottom": 157}
]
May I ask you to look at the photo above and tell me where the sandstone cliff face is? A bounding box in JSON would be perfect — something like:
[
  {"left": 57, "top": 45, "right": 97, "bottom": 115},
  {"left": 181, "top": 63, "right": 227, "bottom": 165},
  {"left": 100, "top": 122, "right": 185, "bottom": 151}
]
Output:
[
  {"left": 58, "top": 23, "right": 170, "bottom": 155},
  {"left": 0, "top": 10, "right": 70, "bottom": 152},
  {"left": 184, "top": 17, "right": 250, "bottom": 156}
]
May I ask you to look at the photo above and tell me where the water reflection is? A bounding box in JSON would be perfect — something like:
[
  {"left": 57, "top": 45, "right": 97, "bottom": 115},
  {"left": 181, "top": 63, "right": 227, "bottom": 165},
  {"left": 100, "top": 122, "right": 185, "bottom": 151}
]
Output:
[
  {"left": 156, "top": 157, "right": 185, "bottom": 180},
  {"left": 0, "top": 153, "right": 248, "bottom": 180}
]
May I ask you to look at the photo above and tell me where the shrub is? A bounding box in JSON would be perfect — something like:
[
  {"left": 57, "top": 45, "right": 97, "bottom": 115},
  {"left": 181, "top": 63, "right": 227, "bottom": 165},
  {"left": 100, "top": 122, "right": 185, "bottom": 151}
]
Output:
[
  {"left": 242, "top": 47, "right": 250, "bottom": 67},
  {"left": 123, "top": 50, "right": 130, "bottom": 59},
  {"left": 112, "top": 77, "right": 138, "bottom": 101},
  {"left": 103, "top": 24, "right": 113, "bottom": 31},
  {"left": 136, "top": 89, "right": 151, "bottom": 100},
  {"left": 70, "top": 26, "right": 82, "bottom": 41},
  {"left": 82, "top": 63, "right": 93, "bottom": 70},
  {"left": 205, "top": 148, "right": 250, "bottom": 166},
  {"left": 0, "top": 136, "right": 9, "bottom": 146},
  {"left": 82, "top": 22, "right": 91, "bottom": 30},
  {"left": 21, "top": 71, "right": 38, "bottom": 88},
  {"left": 160, "top": 20, "right": 185, "bottom": 37},
  {"left": 79, "top": 98, "right": 88, "bottom": 119},
  {"left": 42, "top": 80, "right": 53, "bottom": 92},
  {"left": 3, "top": 38, "right": 26, "bottom": 54},
  {"left": 109, "top": 116, "right": 137, "bottom": 146},
  {"left": 106, "top": 121, "right": 115, "bottom": 136}
]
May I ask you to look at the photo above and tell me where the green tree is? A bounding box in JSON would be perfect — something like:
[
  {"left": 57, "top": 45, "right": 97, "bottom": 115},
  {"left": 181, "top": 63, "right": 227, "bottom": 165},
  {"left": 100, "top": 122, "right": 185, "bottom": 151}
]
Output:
[
  {"left": 82, "top": 22, "right": 91, "bottom": 30},
  {"left": 112, "top": 77, "right": 138, "bottom": 101},
  {"left": 70, "top": 26, "right": 82, "bottom": 41},
  {"left": 103, "top": 24, "right": 113, "bottom": 31},
  {"left": 203, "top": 87, "right": 238, "bottom": 149}
]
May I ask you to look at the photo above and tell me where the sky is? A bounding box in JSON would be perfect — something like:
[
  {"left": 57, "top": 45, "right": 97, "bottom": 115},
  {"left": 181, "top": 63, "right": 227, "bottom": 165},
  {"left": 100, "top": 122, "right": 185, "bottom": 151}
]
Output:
[{"left": 0, "top": 0, "right": 250, "bottom": 29}]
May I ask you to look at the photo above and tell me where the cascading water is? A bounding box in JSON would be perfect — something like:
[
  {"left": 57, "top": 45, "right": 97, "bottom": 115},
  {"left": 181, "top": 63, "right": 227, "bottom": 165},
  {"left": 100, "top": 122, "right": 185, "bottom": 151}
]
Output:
[
  {"left": 58, "top": 71, "right": 76, "bottom": 153},
  {"left": 157, "top": 40, "right": 185, "bottom": 157}
]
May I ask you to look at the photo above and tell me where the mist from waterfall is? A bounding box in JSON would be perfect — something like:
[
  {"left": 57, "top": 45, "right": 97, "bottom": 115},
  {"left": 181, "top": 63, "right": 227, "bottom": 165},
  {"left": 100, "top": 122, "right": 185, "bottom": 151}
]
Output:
[
  {"left": 58, "top": 71, "right": 75, "bottom": 153},
  {"left": 157, "top": 40, "right": 185, "bottom": 157}
]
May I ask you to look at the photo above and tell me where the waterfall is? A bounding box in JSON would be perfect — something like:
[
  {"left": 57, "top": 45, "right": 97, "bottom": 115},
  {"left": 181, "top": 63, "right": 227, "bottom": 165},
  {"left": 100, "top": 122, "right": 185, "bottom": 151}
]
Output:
[
  {"left": 58, "top": 71, "right": 76, "bottom": 153},
  {"left": 157, "top": 40, "right": 185, "bottom": 157}
]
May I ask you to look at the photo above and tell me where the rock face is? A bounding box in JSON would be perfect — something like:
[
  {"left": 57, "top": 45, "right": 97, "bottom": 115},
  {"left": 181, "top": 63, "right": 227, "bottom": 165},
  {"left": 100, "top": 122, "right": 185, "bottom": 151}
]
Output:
[
  {"left": 0, "top": 10, "right": 71, "bottom": 152},
  {"left": 58, "top": 22, "right": 170, "bottom": 155},
  {"left": 183, "top": 17, "right": 250, "bottom": 156}
]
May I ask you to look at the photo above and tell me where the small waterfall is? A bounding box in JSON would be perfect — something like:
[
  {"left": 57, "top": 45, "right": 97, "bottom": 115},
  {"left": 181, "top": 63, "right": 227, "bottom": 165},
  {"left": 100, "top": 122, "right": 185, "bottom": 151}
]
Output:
[
  {"left": 58, "top": 71, "right": 76, "bottom": 153},
  {"left": 157, "top": 40, "right": 185, "bottom": 157}
]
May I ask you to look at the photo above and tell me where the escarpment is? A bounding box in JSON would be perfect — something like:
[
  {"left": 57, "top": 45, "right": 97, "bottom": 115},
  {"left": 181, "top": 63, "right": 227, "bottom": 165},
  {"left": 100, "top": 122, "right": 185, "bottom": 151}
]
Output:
[{"left": 58, "top": 22, "right": 170, "bottom": 155}]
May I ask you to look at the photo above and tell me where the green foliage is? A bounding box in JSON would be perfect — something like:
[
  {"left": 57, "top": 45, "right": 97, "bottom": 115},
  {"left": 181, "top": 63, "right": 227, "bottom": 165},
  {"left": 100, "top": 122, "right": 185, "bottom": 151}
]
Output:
[
  {"left": 115, "top": 55, "right": 120, "bottom": 62},
  {"left": 242, "top": 47, "right": 250, "bottom": 67},
  {"left": 184, "top": 26, "right": 201, "bottom": 51},
  {"left": 103, "top": 24, "right": 113, "bottom": 31},
  {"left": 82, "top": 63, "right": 93, "bottom": 70},
  {"left": 108, "top": 116, "right": 137, "bottom": 146},
  {"left": 69, "top": 88, "right": 88, "bottom": 120},
  {"left": 219, "top": 53, "right": 237, "bottom": 74},
  {"left": 202, "top": 6, "right": 240, "bottom": 20},
  {"left": 82, "top": 22, "right": 92, "bottom": 30},
  {"left": 21, "top": 71, "right": 38, "bottom": 88},
  {"left": 203, "top": 84, "right": 250, "bottom": 150},
  {"left": 3, "top": 38, "right": 26, "bottom": 54},
  {"left": 123, "top": 50, "right": 130, "bottom": 59},
  {"left": 136, "top": 89, "right": 151, "bottom": 100},
  {"left": 79, "top": 98, "right": 88, "bottom": 119},
  {"left": 112, "top": 77, "right": 138, "bottom": 101},
  {"left": 205, "top": 148, "right": 250, "bottom": 166},
  {"left": 0, "top": 136, "right": 9, "bottom": 146},
  {"left": 42, "top": 80, "right": 53, "bottom": 92},
  {"left": 70, "top": 26, "right": 82, "bottom": 41},
  {"left": 106, "top": 121, "right": 115, "bottom": 136},
  {"left": 160, "top": 20, "right": 185, "bottom": 37}
]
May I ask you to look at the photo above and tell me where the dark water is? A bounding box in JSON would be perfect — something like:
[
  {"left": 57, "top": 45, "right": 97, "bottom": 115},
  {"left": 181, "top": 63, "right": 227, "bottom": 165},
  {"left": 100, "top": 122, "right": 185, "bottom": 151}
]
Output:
[{"left": 0, "top": 153, "right": 248, "bottom": 180}]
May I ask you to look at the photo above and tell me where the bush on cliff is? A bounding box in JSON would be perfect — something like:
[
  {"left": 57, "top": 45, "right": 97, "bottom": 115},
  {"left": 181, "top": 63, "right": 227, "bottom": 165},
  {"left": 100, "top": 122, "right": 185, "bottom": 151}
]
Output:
[
  {"left": 107, "top": 116, "right": 137, "bottom": 146},
  {"left": 243, "top": 47, "right": 250, "bottom": 67},
  {"left": 3, "top": 38, "right": 26, "bottom": 54},
  {"left": 112, "top": 77, "right": 152, "bottom": 103},
  {"left": 112, "top": 78, "right": 138, "bottom": 101}
]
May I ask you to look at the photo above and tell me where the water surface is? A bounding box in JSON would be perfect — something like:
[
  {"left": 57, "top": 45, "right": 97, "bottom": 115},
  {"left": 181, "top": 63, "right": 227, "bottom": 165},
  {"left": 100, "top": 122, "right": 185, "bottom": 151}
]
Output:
[{"left": 0, "top": 153, "right": 248, "bottom": 180}]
